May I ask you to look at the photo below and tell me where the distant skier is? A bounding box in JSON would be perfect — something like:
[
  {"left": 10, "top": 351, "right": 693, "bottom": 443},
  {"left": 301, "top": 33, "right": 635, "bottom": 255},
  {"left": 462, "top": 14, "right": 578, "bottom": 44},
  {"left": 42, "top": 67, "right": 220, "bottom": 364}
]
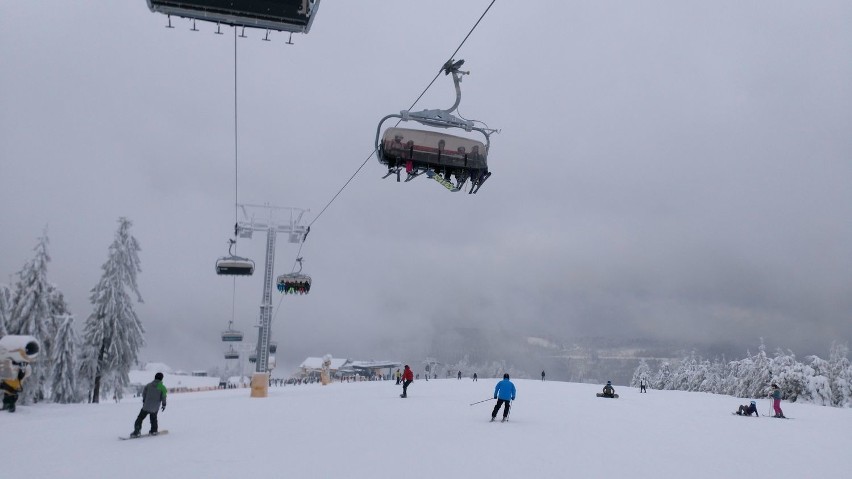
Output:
[
  {"left": 541, "top": 370, "right": 545, "bottom": 381},
  {"left": 639, "top": 377, "right": 648, "bottom": 393},
  {"left": 597, "top": 380, "right": 618, "bottom": 398},
  {"left": 457, "top": 371, "right": 462, "bottom": 380},
  {"left": 472, "top": 373, "right": 477, "bottom": 382},
  {"left": 131, "top": 372, "right": 167, "bottom": 438},
  {"left": 395, "top": 368, "right": 401, "bottom": 385},
  {"left": 736, "top": 400, "right": 759, "bottom": 416},
  {"left": 400, "top": 365, "right": 414, "bottom": 398},
  {"left": 770, "top": 384, "right": 786, "bottom": 418},
  {"left": 491, "top": 373, "right": 516, "bottom": 422}
]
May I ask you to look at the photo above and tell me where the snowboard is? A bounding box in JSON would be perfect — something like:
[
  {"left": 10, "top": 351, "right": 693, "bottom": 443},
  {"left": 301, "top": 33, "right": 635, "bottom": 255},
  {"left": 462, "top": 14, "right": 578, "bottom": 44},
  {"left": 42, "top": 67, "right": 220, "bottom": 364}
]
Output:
[
  {"left": 120, "top": 430, "right": 169, "bottom": 440},
  {"left": 732, "top": 413, "right": 759, "bottom": 417},
  {"left": 596, "top": 393, "right": 619, "bottom": 398}
]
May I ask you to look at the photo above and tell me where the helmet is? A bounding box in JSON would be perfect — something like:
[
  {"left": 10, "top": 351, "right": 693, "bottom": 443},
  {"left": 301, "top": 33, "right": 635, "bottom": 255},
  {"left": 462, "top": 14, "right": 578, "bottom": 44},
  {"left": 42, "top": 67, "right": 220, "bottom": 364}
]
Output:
[
  {"left": 503, "top": 373, "right": 509, "bottom": 379},
  {"left": 606, "top": 380, "right": 611, "bottom": 385},
  {"left": 750, "top": 400, "right": 756, "bottom": 405}
]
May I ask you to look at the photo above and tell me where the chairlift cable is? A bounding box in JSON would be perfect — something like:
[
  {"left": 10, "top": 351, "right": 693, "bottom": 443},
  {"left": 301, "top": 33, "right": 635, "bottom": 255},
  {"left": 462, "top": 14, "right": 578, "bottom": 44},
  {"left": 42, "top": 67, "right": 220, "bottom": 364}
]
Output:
[
  {"left": 304, "top": 0, "right": 497, "bottom": 231},
  {"left": 231, "top": 28, "right": 239, "bottom": 323},
  {"left": 233, "top": 27, "right": 240, "bottom": 241}
]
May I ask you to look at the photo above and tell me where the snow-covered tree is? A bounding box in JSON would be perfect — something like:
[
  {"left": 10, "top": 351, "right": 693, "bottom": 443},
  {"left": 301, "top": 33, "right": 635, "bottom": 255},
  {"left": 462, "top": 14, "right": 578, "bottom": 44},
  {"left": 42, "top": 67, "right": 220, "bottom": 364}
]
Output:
[
  {"left": 0, "top": 284, "right": 11, "bottom": 337},
  {"left": 80, "top": 218, "right": 144, "bottom": 403},
  {"left": 630, "top": 358, "right": 652, "bottom": 388},
  {"left": 804, "top": 355, "right": 833, "bottom": 406},
  {"left": 770, "top": 349, "right": 811, "bottom": 403},
  {"left": 50, "top": 314, "right": 80, "bottom": 403},
  {"left": 827, "top": 343, "right": 851, "bottom": 407},
  {"left": 654, "top": 361, "right": 673, "bottom": 389},
  {"left": 8, "top": 232, "right": 52, "bottom": 402}
]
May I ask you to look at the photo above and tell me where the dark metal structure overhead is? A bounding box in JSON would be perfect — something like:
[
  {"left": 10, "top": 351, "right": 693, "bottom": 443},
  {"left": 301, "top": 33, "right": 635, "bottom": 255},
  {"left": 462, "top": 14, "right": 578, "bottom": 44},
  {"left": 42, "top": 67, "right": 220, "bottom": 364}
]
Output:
[{"left": 146, "top": 0, "right": 321, "bottom": 33}]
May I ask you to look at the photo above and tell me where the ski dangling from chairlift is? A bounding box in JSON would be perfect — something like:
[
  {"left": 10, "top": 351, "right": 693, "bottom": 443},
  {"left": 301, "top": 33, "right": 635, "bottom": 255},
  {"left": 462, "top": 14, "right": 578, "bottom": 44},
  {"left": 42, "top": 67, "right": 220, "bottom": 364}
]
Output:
[
  {"left": 375, "top": 59, "right": 498, "bottom": 194},
  {"left": 216, "top": 238, "right": 255, "bottom": 276},
  {"left": 276, "top": 257, "right": 311, "bottom": 295}
]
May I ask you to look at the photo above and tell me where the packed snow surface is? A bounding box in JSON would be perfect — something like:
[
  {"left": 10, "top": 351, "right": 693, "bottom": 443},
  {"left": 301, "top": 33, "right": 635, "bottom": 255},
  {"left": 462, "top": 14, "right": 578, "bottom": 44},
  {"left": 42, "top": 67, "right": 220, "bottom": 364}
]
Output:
[{"left": 3, "top": 379, "right": 850, "bottom": 478}]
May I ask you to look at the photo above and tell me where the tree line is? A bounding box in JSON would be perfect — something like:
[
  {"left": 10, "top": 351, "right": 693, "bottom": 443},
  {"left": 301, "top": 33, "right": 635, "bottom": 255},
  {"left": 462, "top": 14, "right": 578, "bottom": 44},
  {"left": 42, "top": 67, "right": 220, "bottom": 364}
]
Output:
[
  {"left": 631, "top": 341, "right": 852, "bottom": 407},
  {"left": 0, "top": 217, "right": 144, "bottom": 404}
]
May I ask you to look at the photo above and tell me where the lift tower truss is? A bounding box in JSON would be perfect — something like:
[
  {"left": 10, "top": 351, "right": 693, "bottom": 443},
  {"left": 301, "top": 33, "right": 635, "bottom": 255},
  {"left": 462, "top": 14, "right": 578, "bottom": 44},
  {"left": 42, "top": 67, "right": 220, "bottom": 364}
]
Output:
[{"left": 236, "top": 204, "right": 308, "bottom": 376}]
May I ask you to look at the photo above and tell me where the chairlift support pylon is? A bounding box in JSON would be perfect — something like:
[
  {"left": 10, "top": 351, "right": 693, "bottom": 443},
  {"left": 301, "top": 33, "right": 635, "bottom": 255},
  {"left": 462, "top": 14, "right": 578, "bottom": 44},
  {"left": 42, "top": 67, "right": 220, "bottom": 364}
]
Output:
[
  {"left": 376, "top": 59, "right": 497, "bottom": 194},
  {"left": 234, "top": 204, "right": 309, "bottom": 375}
]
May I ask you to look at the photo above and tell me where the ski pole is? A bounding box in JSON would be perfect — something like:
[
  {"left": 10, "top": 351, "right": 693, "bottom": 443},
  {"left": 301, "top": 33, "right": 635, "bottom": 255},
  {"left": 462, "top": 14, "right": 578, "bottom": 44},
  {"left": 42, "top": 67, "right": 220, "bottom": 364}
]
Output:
[{"left": 469, "top": 397, "right": 494, "bottom": 406}]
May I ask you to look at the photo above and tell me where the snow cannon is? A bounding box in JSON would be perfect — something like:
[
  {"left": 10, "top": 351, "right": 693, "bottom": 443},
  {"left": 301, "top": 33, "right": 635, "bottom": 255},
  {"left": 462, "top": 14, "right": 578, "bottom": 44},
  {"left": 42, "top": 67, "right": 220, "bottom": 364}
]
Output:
[{"left": 0, "top": 335, "right": 40, "bottom": 363}]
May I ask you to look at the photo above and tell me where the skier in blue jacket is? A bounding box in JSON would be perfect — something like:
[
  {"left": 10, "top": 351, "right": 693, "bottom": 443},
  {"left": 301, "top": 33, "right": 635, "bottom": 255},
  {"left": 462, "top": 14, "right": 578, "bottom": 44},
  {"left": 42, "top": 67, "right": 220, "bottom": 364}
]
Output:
[{"left": 491, "top": 373, "right": 516, "bottom": 422}]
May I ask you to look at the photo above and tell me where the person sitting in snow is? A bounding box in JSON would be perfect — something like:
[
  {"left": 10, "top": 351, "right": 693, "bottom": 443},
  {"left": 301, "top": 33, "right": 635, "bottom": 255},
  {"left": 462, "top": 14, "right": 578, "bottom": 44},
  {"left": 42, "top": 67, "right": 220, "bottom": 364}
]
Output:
[
  {"left": 601, "top": 380, "right": 616, "bottom": 398},
  {"left": 736, "top": 400, "right": 759, "bottom": 416}
]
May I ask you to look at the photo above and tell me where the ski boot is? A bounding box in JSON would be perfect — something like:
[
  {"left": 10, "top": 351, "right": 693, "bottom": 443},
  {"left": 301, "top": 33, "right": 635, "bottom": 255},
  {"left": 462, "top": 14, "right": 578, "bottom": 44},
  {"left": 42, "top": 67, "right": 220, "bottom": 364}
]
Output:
[
  {"left": 501, "top": 417, "right": 507, "bottom": 423},
  {"left": 149, "top": 431, "right": 158, "bottom": 436},
  {"left": 130, "top": 431, "right": 141, "bottom": 438}
]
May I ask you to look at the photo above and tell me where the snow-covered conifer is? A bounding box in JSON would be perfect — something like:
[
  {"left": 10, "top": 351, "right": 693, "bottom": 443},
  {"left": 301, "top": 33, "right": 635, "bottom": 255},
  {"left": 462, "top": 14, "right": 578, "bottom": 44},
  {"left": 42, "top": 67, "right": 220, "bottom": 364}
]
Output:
[
  {"left": 50, "top": 314, "right": 80, "bottom": 403},
  {"left": 8, "top": 232, "right": 52, "bottom": 402},
  {"left": 0, "top": 284, "right": 11, "bottom": 337},
  {"left": 630, "top": 358, "right": 652, "bottom": 388},
  {"left": 828, "top": 343, "right": 851, "bottom": 407},
  {"left": 654, "top": 361, "right": 673, "bottom": 389},
  {"left": 80, "top": 217, "right": 144, "bottom": 403}
]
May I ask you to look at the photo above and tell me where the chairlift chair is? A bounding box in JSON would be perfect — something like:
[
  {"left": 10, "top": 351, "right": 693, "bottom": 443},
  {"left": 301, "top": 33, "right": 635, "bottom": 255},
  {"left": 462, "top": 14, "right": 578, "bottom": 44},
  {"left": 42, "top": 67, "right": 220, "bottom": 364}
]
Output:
[
  {"left": 276, "top": 256, "right": 312, "bottom": 295},
  {"left": 224, "top": 346, "right": 240, "bottom": 360},
  {"left": 146, "top": 0, "right": 322, "bottom": 34},
  {"left": 216, "top": 239, "right": 255, "bottom": 276},
  {"left": 221, "top": 329, "right": 244, "bottom": 342},
  {"left": 276, "top": 273, "right": 312, "bottom": 294},
  {"left": 375, "top": 59, "right": 496, "bottom": 194}
]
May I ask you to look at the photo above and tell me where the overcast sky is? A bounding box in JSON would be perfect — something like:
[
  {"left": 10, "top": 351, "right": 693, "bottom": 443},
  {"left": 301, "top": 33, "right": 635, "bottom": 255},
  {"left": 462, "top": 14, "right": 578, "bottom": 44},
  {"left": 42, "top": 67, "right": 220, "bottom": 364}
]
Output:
[{"left": 2, "top": 1, "right": 851, "bottom": 372}]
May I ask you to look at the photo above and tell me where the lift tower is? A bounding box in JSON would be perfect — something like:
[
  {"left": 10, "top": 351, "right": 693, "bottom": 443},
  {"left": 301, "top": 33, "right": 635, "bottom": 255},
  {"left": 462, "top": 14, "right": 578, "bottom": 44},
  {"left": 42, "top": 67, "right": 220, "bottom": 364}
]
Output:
[{"left": 236, "top": 204, "right": 308, "bottom": 396}]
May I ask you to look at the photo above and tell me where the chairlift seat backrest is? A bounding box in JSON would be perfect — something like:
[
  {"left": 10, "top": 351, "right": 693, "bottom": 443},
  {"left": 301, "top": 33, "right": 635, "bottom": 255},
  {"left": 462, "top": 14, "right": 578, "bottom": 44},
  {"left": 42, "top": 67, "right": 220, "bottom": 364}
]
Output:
[{"left": 380, "top": 127, "right": 487, "bottom": 170}]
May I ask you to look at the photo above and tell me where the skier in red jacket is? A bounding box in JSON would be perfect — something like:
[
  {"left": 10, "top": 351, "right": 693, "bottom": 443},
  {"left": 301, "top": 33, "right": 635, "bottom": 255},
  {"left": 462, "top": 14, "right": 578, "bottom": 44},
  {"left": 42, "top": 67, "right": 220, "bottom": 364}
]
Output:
[{"left": 400, "top": 365, "right": 414, "bottom": 398}]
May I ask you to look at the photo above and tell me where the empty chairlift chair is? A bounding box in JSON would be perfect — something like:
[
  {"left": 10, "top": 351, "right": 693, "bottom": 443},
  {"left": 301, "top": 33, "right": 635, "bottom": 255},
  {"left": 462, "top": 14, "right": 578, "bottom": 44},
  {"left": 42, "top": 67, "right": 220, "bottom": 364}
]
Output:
[{"left": 216, "top": 239, "right": 255, "bottom": 276}]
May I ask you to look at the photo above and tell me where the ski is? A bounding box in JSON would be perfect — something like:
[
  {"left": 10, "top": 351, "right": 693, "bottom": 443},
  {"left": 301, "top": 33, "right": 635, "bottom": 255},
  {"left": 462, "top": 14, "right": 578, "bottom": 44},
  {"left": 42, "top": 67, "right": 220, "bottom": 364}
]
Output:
[{"left": 120, "top": 430, "right": 169, "bottom": 440}]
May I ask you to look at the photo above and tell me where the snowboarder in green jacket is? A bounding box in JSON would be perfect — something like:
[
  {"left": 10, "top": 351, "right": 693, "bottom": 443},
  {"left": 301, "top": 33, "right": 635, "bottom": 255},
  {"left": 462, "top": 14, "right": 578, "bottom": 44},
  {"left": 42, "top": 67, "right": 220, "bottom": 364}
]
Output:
[{"left": 131, "top": 372, "right": 168, "bottom": 437}]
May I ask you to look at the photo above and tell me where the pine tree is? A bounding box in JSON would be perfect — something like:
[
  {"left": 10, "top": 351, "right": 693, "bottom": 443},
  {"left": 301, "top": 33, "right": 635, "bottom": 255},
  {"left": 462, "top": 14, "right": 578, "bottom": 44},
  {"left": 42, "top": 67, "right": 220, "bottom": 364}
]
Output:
[
  {"left": 828, "top": 343, "right": 851, "bottom": 407},
  {"left": 630, "top": 358, "right": 652, "bottom": 388},
  {"left": 50, "top": 314, "right": 80, "bottom": 403},
  {"left": 0, "top": 284, "right": 11, "bottom": 337},
  {"left": 80, "top": 218, "right": 144, "bottom": 403},
  {"left": 8, "top": 232, "right": 52, "bottom": 402},
  {"left": 654, "top": 361, "right": 673, "bottom": 389}
]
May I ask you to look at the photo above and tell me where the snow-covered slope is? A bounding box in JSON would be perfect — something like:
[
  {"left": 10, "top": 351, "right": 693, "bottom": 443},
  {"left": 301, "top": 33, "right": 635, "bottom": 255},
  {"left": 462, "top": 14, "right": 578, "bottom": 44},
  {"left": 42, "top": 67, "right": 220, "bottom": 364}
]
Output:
[{"left": 3, "top": 379, "right": 850, "bottom": 478}]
